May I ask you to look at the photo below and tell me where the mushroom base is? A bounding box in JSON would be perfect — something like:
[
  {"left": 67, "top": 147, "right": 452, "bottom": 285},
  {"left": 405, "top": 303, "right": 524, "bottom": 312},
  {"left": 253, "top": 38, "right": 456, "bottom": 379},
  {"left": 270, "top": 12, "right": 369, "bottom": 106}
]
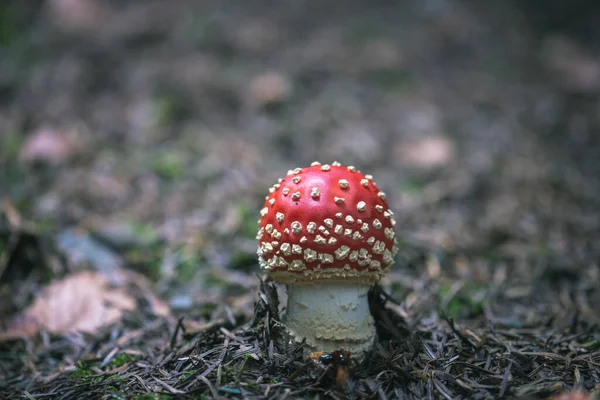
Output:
[{"left": 283, "top": 282, "right": 375, "bottom": 359}]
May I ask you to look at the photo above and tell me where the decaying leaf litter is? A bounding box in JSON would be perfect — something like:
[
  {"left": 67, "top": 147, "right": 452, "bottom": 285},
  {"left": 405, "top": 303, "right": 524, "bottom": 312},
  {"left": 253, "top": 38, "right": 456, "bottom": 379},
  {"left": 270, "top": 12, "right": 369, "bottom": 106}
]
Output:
[{"left": 1, "top": 0, "right": 600, "bottom": 399}]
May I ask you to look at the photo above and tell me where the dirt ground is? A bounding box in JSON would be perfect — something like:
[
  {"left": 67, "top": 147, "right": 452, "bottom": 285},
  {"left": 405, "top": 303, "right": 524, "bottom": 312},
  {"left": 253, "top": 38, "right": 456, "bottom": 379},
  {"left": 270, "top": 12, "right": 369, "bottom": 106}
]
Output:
[{"left": 1, "top": 1, "right": 599, "bottom": 399}]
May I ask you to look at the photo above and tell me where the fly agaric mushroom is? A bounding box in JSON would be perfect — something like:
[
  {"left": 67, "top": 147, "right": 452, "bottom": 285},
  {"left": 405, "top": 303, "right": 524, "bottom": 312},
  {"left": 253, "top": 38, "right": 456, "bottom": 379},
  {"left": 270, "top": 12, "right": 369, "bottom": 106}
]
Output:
[{"left": 256, "top": 162, "right": 398, "bottom": 358}]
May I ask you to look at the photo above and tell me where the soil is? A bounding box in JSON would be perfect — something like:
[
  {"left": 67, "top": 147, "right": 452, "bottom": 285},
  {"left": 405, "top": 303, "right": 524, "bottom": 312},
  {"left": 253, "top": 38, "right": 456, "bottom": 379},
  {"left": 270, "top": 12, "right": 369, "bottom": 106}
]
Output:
[{"left": 1, "top": 1, "right": 599, "bottom": 399}]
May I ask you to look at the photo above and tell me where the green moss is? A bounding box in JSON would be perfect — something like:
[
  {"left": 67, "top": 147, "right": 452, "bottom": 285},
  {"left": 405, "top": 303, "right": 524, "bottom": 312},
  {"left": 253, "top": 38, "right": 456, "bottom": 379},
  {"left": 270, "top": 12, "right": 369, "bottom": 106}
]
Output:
[
  {"left": 108, "top": 353, "right": 140, "bottom": 368},
  {"left": 0, "top": 163, "right": 27, "bottom": 195},
  {"left": 70, "top": 368, "right": 94, "bottom": 380},
  {"left": 0, "top": 133, "right": 24, "bottom": 160},
  {"left": 365, "top": 69, "right": 415, "bottom": 93},
  {"left": 130, "top": 222, "right": 159, "bottom": 245},
  {"left": 126, "top": 242, "right": 202, "bottom": 282},
  {"left": 152, "top": 87, "right": 190, "bottom": 127},
  {"left": 71, "top": 354, "right": 138, "bottom": 385},
  {"left": 106, "top": 374, "right": 126, "bottom": 384},
  {"left": 237, "top": 202, "right": 259, "bottom": 240},
  {"left": 70, "top": 367, "right": 104, "bottom": 383},
  {"left": 227, "top": 250, "right": 256, "bottom": 271},
  {"left": 123, "top": 247, "right": 163, "bottom": 281},
  {"left": 217, "top": 364, "right": 241, "bottom": 384},
  {"left": 176, "top": 249, "right": 202, "bottom": 281},
  {"left": 146, "top": 257, "right": 163, "bottom": 281},
  {"left": 132, "top": 395, "right": 173, "bottom": 400},
  {"left": 198, "top": 302, "right": 217, "bottom": 317},
  {"left": 439, "top": 282, "right": 488, "bottom": 319},
  {"left": 150, "top": 152, "right": 187, "bottom": 180},
  {"left": 186, "top": 12, "right": 223, "bottom": 49},
  {"left": 400, "top": 179, "right": 426, "bottom": 195},
  {"left": 178, "top": 369, "right": 198, "bottom": 381},
  {"left": 0, "top": 5, "right": 17, "bottom": 46},
  {"left": 204, "top": 270, "right": 231, "bottom": 288},
  {"left": 533, "top": 242, "right": 550, "bottom": 258},
  {"left": 583, "top": 340, "right": 600, "bottom": 351}
]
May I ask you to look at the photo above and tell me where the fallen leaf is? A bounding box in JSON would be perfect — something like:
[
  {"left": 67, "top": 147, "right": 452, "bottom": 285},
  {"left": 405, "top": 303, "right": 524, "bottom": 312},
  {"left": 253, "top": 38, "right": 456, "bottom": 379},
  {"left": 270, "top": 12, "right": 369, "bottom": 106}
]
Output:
[
  {"left": 47, "top": 0, "right": 112, "bottom": 33},
  {"left": 19, "top": 128, "right": 80, "bottom": 165},
  {"left": 395, "top": 136, "right": 455, "bottom": 169},
  {"left": 249, "top": 72, "right": 291, "bottom": 107},
  {"left": 0, "top": 271, "right": 135, "bottom": 340},
  {"left": 550, "top": 391, "right": 591, "bottom": 400},
  {"left": 146, "top": 293, "right": 171, "bottom": 318}
]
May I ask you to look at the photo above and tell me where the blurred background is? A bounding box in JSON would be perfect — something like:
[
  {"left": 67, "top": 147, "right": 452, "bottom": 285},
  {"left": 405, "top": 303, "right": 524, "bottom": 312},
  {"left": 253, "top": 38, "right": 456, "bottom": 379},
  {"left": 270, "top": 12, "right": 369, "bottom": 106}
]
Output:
[{"left": 1, "top": 0, "right": 599, "bottom": 349}]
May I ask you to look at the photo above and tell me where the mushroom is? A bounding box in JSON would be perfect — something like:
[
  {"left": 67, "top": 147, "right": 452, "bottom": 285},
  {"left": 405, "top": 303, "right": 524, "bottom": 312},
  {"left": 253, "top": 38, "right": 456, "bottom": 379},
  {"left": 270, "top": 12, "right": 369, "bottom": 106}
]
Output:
[{"left": 256, "top": 162, "right": 398, "bottom": 359}]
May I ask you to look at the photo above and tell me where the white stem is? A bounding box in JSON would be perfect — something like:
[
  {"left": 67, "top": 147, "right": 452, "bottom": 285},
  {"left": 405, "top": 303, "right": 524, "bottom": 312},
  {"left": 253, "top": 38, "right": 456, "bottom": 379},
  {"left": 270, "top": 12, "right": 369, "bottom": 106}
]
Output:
[{"left": 283, "top": 282, "right": 375, "bottom": 358}]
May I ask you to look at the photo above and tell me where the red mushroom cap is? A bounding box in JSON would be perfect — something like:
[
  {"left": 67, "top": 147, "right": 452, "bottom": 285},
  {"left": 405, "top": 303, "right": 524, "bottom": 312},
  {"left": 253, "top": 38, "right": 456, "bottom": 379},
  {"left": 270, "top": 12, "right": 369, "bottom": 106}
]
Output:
[{"left": 257, "top": 162, "right": 398, "bottom": 283}]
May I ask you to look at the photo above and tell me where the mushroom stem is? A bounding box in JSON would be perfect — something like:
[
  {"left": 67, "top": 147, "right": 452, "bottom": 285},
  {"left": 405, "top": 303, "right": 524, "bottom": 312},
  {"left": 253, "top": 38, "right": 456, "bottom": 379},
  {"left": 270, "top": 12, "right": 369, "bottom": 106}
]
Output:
[{"left": 284, "top": 282, "right": 375, "bottom": 358}]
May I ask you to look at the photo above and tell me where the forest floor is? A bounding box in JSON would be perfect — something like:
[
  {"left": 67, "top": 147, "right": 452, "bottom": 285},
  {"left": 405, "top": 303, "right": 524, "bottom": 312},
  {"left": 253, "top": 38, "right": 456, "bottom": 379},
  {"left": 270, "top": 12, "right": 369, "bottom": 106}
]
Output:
[{"left": 1, "top": 1, "right": 599, "bottom": 399}]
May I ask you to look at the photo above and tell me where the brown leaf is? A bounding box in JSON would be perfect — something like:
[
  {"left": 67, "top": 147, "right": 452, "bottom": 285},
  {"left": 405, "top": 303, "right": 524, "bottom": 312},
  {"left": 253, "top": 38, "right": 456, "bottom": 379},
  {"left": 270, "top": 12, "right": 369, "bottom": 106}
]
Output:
[
  {"left": 19, "top": 128, "right": 81, "bottom": 165},
  {"left": 0, "top": 271, "right": 135, "bottom": 340},
  {"left": 395, "top": 136, "right": 455, "bottom": 169},
  {"left": 550, "top": 391, "right": 592, "bottom": 400},
  {"left": 47, "top": 0, "right": 112, "bottom": 34},
  {"left": 248, "top": 72, "right": 292, "bottom": 106}
]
